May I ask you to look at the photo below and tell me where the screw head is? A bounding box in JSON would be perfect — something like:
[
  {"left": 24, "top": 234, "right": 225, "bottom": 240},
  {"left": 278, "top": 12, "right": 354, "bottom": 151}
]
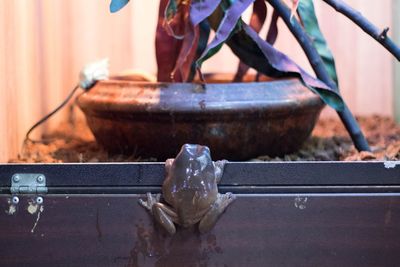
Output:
[
  {"left": 12, "top": 196, "right": 19, "bottom": 204},
  {"left": 36, "top": 196, "right": 43, "bottom": 204},
  {"left": 13, "top": 175, "right": 20, "bottom": 183},
  {"left": 37, "top": 175, "right": 44, "bottom": 183}
]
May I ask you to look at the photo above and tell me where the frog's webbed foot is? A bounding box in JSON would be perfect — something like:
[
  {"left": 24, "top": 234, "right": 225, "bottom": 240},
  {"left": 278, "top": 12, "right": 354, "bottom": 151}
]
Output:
[
  {"left": 138, "top": 192, "right": 161, "bottom": 211},
  {"left": 139, "top": 192, "right": 179, "bottom": 235},
  {"left": 198, "top": 192, "right": 236, "bottom": 234},
  {"left": 214, "top": 160, "right": 228, "bottom": 183}
]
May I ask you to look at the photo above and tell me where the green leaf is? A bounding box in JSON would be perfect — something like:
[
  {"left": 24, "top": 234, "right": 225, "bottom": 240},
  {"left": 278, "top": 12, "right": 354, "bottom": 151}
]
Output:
[
  {"left": 297, "top": 0, "right": 339, "bottom": 86},
  {"left": 110, "top": 0, "right": 130, "bottom": 13},
  {"left": 165, "top": 0, "right": 178, "bottom": 21}
]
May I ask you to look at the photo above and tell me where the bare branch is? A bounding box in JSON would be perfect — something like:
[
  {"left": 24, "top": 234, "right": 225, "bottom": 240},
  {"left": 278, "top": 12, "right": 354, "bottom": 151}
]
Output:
[
  {"left": 322, "top": 0, "right": 400, "bottom": 61},
  {"left": 267, "top": 0, "right": 371, "bottom": 152}
]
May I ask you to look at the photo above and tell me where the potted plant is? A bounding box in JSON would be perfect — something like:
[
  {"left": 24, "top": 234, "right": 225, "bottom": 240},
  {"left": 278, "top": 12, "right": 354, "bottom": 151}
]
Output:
[
  {"left": 2, "top": 3, "right": 400, "bottom": 263},
  {"left": 76, "top": 0, "right": 400, "bottom": 160}
]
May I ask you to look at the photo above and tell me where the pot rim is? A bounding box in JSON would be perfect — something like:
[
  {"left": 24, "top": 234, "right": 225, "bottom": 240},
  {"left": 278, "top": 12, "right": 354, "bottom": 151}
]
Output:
[{"left": 77, "top": 77, "right": 324, "bottom": 115}]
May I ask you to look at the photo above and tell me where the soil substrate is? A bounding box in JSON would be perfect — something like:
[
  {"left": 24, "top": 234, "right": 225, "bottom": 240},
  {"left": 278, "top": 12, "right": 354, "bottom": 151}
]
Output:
[{"left": 11, "top": 115, "right": 400, "bottom": 163}]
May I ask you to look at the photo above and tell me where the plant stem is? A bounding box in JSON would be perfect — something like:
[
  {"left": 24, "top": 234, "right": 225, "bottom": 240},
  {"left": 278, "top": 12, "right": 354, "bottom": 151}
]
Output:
[
  {"left": 322, "top": 0, "right": 400, "bottom": 61},
  {"left": 268, "top": 0, "right": 371, "bottom": 152}
]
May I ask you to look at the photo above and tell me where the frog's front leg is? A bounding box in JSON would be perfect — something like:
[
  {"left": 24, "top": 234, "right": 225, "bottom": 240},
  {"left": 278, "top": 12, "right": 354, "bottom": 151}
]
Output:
[
  {"left": 214, "top": 160, "right": 227, "bottom": 183},
  {"left": 139, "top": 193, "right": 179, "bottom": 235},
  {"left": 198, "top": 192, "right": 235, "bottom": 233}
]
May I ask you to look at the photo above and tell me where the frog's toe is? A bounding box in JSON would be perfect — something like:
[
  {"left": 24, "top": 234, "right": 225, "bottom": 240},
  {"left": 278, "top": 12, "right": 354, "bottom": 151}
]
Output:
[
  {"left": 222, "top": 192, "right": 236, "bottom": 202},
  {"left": 218, "top": 192, "right": 236, "bottom": 210},
  {"left": 198, "top": 193, "right": 236, "bottom": 233},
  {"left": 138, "top": 192, "right": 161, "bottom": 211},
  {"left": 154, "top": 193, "right": 161, "bottom": 202}
]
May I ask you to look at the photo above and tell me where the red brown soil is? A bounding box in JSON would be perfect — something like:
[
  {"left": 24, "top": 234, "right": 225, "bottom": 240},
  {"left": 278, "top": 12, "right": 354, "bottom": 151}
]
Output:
[
  {"left": 10, "top": 115, "right": 400, "bottom": 163},
  {"left": 257, "top": 115, "right": 400, "bottom": 162}
]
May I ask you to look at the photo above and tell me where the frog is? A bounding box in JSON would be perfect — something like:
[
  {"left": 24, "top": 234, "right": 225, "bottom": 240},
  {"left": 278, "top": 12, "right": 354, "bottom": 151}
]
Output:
[{"left": 139, "top": 144, "right": 235, "bottom": 235}]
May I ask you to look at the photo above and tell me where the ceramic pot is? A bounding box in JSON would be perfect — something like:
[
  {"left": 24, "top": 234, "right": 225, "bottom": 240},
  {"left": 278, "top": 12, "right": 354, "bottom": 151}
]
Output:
[{"left": 77, "top": 74, "right": 324, "bottom": 160}]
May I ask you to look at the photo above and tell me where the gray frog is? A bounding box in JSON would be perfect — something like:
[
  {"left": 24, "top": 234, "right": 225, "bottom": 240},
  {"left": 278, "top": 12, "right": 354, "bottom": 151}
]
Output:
[{"left": 139, "top": 144, "right": 235, "bottom": 235}]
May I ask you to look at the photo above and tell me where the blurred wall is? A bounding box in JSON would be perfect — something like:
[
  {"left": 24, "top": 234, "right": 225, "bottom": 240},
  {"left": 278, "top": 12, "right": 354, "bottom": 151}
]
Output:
[
  {"left": 395, "top": 0, "right": 400, "bottom": 123},
  {"left": 0, "top": 0, "right": 397, "bottom": 161}
]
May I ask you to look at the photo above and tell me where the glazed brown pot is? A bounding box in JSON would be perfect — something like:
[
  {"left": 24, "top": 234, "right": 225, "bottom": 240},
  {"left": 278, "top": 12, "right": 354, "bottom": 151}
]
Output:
[{"left": 77, "top": 74, "right": 324, "bottom": 160}]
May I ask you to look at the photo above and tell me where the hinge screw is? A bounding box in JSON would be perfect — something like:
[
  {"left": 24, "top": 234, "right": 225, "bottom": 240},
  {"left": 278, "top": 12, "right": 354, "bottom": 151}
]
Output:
[
  {"left": 36, "top": 196, "right": 43, "bottom": 204},
  {"left": 12, "top": 196, "right": 19, "bottom": 204},
  {"left": 13, "top": 175, "right": 20, "bottom": 183},
  {"left": 37, "top": 175, "right": 44, "bottom": 183}
]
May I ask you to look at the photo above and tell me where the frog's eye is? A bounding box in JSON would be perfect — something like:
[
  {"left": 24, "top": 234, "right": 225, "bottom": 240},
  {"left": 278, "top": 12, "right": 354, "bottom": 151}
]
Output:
[
  {"left": 202, "top": 146, "right": 210, "bottom": 155},
  {"left": 196, "top": 153, "right": 209, "bottom": 171}
]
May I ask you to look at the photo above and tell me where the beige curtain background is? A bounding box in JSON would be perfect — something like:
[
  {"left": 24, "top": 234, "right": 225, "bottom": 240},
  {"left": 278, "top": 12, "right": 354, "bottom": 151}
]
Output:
[{"left": 0, "top": 0, "right": 396, "bottom": 162}]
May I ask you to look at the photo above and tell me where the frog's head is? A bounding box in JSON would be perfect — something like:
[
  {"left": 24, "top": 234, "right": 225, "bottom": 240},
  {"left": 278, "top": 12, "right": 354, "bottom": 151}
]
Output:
[{"left": 173, "top": 144, "right": 214, "bottom": 176}]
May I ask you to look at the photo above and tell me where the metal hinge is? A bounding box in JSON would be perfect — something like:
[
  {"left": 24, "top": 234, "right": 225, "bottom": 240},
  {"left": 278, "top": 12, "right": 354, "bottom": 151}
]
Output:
[{"left": 11, "top": 173, "right": 48, "bottom": 195}]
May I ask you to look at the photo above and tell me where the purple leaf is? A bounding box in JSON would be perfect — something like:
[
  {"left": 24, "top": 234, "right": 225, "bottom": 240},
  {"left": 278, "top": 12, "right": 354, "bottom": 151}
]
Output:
[
  {"left": 249, "top": 0, "right": 267, "bottom": 32},
  {"left": 243, "top": 22, "right": 328, "bottom": 89},
  {"left": 234, "top": 0, "right": 267, "bottom": 82},
  {"left": 266, "top": 9, "right": 279, "bottom": 45},
  {"left": 172, "top": 0, "right": 221, "bottom": 82},
  {"left": 240, "top": 22, "right": 343, "bottom": 109},
  {"left": 197, "top": 0, "right": 256, "bottom": 67},
  {"left": 156, "top": 0, "right": 183, "bottom": 82}
]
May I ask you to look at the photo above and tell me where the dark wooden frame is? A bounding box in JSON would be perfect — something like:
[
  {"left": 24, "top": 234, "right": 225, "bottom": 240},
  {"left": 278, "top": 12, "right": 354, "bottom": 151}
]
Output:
[
  {"left": 1, "top": 161, "right": 400, "bottom": 266},
  {"left": 1, "top": 161, "right": 400, "bottom": 193}
]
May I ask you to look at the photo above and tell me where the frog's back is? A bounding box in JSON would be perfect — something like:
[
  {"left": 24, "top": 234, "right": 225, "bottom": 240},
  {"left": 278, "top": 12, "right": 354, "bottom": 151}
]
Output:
[
  {"left": 162, "top": 144, "right": 219, "bottom": 224},
  {"left": 168, "top": 173, "right": 219, "bottom": 206}
]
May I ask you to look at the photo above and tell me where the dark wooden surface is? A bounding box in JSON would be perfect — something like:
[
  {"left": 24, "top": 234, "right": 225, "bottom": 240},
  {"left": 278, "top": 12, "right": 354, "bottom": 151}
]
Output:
[
  {"left": 1, "top": 194, "right": 400, "bottom": 267},
  {"left": 1, "top": 162, "right": 400, "bottom": 188}
]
